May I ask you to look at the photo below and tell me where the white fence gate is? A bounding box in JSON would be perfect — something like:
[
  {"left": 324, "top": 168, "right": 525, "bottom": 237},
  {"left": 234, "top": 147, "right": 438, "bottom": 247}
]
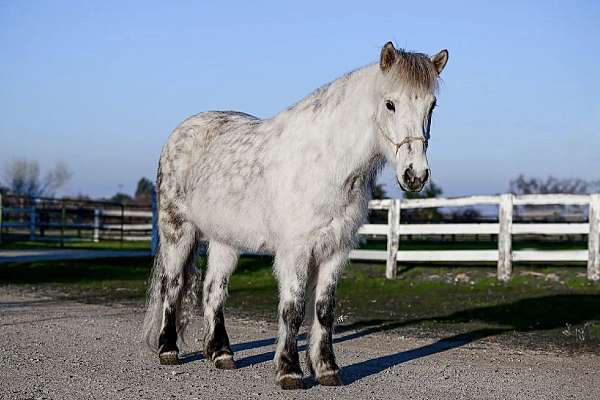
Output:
[{"left": 350, "top": 194, "right": 599, "bottom": 281}]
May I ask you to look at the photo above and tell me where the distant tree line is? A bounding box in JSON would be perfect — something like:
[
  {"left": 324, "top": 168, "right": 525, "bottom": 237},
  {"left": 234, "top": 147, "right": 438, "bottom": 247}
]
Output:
[{"left": 109, "top": 177, "right": 155, "bottom": 205}]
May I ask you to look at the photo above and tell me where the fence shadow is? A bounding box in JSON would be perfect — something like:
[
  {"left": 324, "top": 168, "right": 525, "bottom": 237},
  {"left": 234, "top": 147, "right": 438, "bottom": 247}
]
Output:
[{"left": 340, "top": 328, "right": 505, "bottom": 384}]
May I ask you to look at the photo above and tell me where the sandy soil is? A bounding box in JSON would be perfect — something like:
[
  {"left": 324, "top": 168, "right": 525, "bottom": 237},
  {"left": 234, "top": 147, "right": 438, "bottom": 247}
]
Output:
[{"left": 1, "top": 288, "right": 599, "bottom": 400}]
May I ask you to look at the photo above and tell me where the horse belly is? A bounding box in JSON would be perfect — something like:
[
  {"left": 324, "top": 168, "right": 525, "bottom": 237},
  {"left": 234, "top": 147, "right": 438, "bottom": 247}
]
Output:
[{"left": 189, "top": 191, "right": 273, "bottom": 253}]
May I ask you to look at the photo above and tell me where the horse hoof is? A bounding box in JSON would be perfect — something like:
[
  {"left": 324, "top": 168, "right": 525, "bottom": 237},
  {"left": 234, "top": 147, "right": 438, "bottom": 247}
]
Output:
[
  {"left": 214, "top": 356, "right": 236, "bottom": 370},
  {"left": 159, "top": 351, "right": 179, "bottom": 365},
  {"left": 317, "top": 372, "right": 343, "bottom": 386},
  {"left": 277, "top": 375, "right": 305, "bottom": 390}
]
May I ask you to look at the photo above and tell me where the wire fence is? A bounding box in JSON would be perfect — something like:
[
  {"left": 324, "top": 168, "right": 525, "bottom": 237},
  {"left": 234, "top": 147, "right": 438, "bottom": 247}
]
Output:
[{"left": 0, "top": 193, "right": 152, "bottom": 246}]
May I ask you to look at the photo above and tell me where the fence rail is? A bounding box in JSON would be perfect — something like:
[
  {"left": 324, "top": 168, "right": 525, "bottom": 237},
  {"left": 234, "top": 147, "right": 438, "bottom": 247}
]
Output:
[
  {"left": 350, "top": 193, "right": 600, "bottom": 281},
  {"left": 0, "top": 194, "right": 152, "bottom": 244}
]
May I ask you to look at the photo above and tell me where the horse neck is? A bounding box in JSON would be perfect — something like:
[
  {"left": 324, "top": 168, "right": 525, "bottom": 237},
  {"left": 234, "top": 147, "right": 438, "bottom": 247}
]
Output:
[{"left": 270, "top": 64, "right": 382, "bottom": 179}]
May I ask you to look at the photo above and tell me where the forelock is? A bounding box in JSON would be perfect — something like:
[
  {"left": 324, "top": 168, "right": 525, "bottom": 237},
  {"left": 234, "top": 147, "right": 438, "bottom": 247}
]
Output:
[{"left": 386, "top": 49, "right": 439, "bottom": 93}]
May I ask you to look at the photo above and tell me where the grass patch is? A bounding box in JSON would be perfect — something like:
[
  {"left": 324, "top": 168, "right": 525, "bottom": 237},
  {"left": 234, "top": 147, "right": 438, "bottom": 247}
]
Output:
[
  {"left": 0, "top": 257, "right": 151, "bottom": 301},
  {"left": 0, "top": 240, "right": 150, "bottom": 251}
]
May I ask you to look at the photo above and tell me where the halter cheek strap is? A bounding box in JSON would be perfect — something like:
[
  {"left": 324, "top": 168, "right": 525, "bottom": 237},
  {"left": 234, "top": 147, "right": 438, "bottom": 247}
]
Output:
[{"left": 373, "top": 116, "right": 428, "bottom": 155}]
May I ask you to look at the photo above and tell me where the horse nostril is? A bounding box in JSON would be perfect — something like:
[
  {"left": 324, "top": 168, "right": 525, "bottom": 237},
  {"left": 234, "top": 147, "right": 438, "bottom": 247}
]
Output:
[
  {"left": 422, "top": 169, "right": 430, "bottom": 183},
  {"left": 403, "top": 168, "right": 415, "bottom": 185}
]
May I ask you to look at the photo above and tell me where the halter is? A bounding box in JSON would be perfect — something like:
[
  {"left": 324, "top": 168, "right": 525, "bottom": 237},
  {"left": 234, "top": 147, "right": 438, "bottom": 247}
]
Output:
[{"left": 373, "top": 116, "right": 428, "bottom": 155}]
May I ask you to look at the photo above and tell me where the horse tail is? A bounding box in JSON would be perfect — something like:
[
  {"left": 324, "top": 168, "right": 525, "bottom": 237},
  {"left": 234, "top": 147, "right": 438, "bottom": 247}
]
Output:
[
  {"left": 142, "top": 230, "right": 202, "bottom": 353},
  {"left": 142, "top": 241, "right": 166, "bottom": 353}
]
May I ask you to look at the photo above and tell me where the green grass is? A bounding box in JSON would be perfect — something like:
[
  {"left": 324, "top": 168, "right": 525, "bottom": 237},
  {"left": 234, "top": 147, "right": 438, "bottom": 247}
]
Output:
[
  {"left": 0, "top": 257, "right": 151, "bottom": 301},
  {"left": 0, "top": 240, "right": 150, "bottom": 251},
  {"left": 1, "top": 255, "right": 599, "bottom": 350}
]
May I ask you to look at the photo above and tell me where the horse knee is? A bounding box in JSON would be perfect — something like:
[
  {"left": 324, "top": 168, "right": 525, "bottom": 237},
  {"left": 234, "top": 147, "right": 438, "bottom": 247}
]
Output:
[{"left": 282, "top": 299, "right": 305, "bottom": 333}]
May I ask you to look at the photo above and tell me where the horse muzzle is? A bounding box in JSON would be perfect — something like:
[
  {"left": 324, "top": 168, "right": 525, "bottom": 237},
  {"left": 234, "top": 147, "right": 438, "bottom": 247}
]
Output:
[{"left": 398, "top": 166, "right": 430, "bottom": 192}]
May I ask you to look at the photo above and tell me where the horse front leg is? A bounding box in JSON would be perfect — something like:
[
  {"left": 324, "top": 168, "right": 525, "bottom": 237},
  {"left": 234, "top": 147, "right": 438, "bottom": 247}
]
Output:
[
  {"left": 306, "top": 251, "right": 346, "bottom": 386},
  {"left": 274, "top": 247, "right": 309, "bottom": 390}
]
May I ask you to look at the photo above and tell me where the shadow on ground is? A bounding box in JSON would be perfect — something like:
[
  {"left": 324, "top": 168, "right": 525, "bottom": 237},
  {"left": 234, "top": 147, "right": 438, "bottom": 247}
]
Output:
[{"left": 177, "top": 294, "right": 600, "bottom": 385}]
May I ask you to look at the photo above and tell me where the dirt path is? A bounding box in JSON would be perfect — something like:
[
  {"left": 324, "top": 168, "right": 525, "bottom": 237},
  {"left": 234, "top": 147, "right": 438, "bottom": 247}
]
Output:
[{"left": 1, "top": 289, "right": 598, "bottom": 400}]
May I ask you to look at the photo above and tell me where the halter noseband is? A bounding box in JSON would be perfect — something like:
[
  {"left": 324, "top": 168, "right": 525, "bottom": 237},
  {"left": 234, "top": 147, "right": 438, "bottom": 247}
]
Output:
[{"left": 373, "top": 116, "right": 428, "bottom": 155}]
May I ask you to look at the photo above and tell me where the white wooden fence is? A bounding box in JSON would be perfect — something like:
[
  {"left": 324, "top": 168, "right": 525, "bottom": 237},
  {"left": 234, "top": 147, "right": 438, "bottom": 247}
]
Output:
[
  {"left": 350, "top": 194, "right": 599, "bottom": 282},
  {"left": 3, "top": 193, "right": 596, "bottom": 281}
]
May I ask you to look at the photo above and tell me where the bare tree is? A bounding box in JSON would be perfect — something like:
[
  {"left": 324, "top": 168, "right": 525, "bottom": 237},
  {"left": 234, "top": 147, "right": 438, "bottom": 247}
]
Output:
[
  {"left": 3, "top": 159, "right": 71, "bottom": 198},
  {"left": 509, "top": 175, "right": 598, "bottom": 195},
  {"left": 509, "top": 175, "right": 600, "bottom": 218}
]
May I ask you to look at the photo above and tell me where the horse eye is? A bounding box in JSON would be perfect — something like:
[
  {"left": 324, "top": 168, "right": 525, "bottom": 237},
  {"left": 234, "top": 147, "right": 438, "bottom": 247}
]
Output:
[{"left": 385, "top": 100, "right": 395, "bottom": 112}]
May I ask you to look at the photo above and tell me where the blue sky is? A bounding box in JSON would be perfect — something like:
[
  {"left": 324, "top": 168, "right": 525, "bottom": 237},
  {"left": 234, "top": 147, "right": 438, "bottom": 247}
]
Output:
[{"left": 1, "top": 0, "right": 598, "bottom": 198}]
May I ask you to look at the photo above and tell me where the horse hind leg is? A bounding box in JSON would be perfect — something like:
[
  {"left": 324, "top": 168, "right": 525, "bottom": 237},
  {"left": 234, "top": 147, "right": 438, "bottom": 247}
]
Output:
[
  {"left": 202, "top": 241, "right": 239, "bottom": 369},
  {"left": 155, "top": 222, "right": 199, "bottom": 365}
]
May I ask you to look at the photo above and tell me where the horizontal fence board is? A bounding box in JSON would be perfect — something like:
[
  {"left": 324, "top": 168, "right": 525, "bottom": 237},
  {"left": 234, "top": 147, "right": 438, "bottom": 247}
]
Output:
[
  {"left": 512, "top": 223, "right": 588, "bottom": 235},
  {"left": 357, "top": 224, "right": 389, "bottom": 235},
  {"left": 398, "top": 223, "right": 499, "bottom": 235},
  {"left": 367, "top": 199, "right": 392, "bottom": 210},
  {"left": 349, "top": 249, "right": 388, "bottom": 261},
  {"left": 358, "top": 223, "right": 591, "bottom": 236},
  {"left": 513, "top": 194, "right": 590, "bottom": 206},
  {"left": 396, "top": 250, "right": 499, "bottom": 262},
  {"left": 399, "top": 195, "right": 501, "bottom": 209},
  {"left": 513, "top": 250, "right": 588, "bottom": 262},
  {"left": 100, "top": 235, "right": 151, "bottom": 241},
  {"left": 101, "top": 210, "right": 153, "bottom": 218},
  {"left": 102, "top": 224, "right": 152, "bottom": 230},
  {"left": 339, "top": 249, "right": 587, "bottom": 263}
]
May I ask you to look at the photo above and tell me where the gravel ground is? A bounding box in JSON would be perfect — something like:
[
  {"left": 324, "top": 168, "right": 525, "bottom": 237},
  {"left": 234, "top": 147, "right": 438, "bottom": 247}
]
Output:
[{"left": 1, "top": 288, "right": 599, "bottom": 400}]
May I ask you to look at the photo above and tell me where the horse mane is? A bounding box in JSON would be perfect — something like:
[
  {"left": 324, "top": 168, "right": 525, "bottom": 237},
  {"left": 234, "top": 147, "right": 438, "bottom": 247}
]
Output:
[{"left": 386, "top": 49, "right": 439, "bottom": 93}]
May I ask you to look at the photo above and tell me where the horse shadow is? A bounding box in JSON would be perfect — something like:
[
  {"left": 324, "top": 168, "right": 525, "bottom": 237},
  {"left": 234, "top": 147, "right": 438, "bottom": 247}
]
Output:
[{"left": 179, "top": 294, "right": 600, "bottom": 385}]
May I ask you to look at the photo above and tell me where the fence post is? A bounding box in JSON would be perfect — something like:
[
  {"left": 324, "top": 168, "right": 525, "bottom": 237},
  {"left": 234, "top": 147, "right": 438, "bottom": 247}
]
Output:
[
  {"left": 60, "top": 204, "right": 65, "bottom": 248},
  {"left": 120, "top": 204, "right": 124, "bottom": 247},
  {"left": 93, "top": 208, "right": 101, "bottom": 243},
  {"left": 498, "top": 193, "right": 513, "bottom": 282},
  {"left": 151, "top": 189, "right": 159, "bottom": 257},
  {"left": 588, "top": 194, "right": 600, "bottom": 281},
  {"left": 0, "top": 193, "right": 3, "bottom": 244},
  {"left": 29, "top": 203, "right": 36, "bottom": 241},
  {"left": 385, "top": 199, "right": 401, "bottom": 279}
]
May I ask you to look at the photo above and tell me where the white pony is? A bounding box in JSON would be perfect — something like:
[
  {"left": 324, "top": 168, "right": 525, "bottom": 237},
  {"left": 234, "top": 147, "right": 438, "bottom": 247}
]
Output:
[{"left": 143, "top": 41, "right": 448, "bottom": 389}]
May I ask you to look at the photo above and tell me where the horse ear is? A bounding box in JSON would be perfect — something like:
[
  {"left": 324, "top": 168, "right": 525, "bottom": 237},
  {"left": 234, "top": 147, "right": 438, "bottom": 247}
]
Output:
[
  {"left": 380, "top": 41, "right": 397, "bottom": 72},
  {"left": 431, "top": 49, "right": 449, "bottom": 75}
]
